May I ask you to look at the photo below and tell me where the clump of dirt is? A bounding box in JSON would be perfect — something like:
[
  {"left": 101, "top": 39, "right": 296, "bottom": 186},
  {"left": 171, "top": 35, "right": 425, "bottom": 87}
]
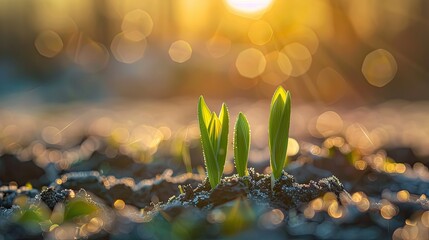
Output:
[
  {"left": 37, "top": 187, "right": 100, "bottom": 212},
  {"left": 168, "top": 168, "right": 346, "bottom": 211},
  {"left": 38, "top": 187, "right": 74, "bottom": 209},
  {"left": 52, "top": 169, "right": 204, "bottom": 208}
]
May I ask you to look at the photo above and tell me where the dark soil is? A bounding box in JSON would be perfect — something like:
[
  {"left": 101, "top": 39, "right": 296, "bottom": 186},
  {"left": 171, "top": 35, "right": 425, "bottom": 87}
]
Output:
[
  {"left": 1, "top": 136, "right": 429, "bottom": 239},
  {"left": 52, "top": 169, "right": 202, "bottom": 208},
  {"left": 0, "top": 154, "right": 47, "bottom": 188},
  {"left": 169, "top": 169, "right": 345, "bottom": 210}
]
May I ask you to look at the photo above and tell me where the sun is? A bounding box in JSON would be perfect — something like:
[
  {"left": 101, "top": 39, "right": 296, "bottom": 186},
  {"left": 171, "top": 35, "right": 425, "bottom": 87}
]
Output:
[{"left": 226, "top": 0, "right": 273, "bottom": 15}]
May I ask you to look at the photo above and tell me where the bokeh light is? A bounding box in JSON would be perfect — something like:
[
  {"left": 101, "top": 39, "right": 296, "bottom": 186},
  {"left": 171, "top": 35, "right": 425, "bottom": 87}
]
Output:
[
  {"left": 66, "top": 33, "right": 110, "bottom": 72},
  {"left": 280, "top": 43, "right": 312, "bottom": 77},
  {"left": 396, "top": 190, "right": 410, "bottom": 202},
  {"left": 316, "top": 111, "right": 344, "bottom": 137},
  {"left": 248, "top": 20, "right": 273, "bottom": 45},
  {"left": 235, "top": 48, "right": 266, "bottom": 78},
  {"left": 286, "top": 138, "right": 299, "bottom": 156},
  {"left": 280, "top": 27, "right": 319, "bottom": 54},
  {"left": 347, "top": 0, "right": 377, "bottom": 40},
  {"left": 111, "top": 32, "right": 147, "bottom": 64},
  {"left": 380, "top": 202, "right": 397, "bottom": 220},
  {"left": 41, "top": 126, "right": 62, "bottom": 145},
  {"left": 78, "top": 42, "right": 110, "bottom": 72},
  {"left": 3, "top": 1, "right": 429, "bottom": 239},
  {"left": 258, "top": 209, "right": 284, "bottom": 229},
  {"left": 348, "top": 0, "right": 417, "bottom": 39},
  {"left": 169, "top": 40, "right": 193, "bottom": 63},
  {"left": 121, "top": 9, "right": 153, "bottom": 41},
  {"left": 362, "top": 49, "right": 398, "bottom": 87},
  {"left": 34, "top": 30, "right": 63, "bottom": 58},
  {"left": 114, "top": 199, "right": 126, "bottom": 210},
  {"left": 277, "top": 52, "right": 293, "bottom": 76},
  {"left": 328, "top": 201, "right": 343, "bottom": 219},
  {"left": 261, "top": 51, "right": 290, "bottom": 85}
]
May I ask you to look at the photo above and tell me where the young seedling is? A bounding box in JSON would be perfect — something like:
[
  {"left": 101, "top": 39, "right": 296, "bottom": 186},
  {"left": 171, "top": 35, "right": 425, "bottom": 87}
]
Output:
[
  {"left": 268, "top": 86, "right": 291, "bottom": 188},
  {"left": 198, "top": 96, "right": 229, "bottom": 188},
  {"left": 233, "top": 112, "right": 250, "bottom": 177}
]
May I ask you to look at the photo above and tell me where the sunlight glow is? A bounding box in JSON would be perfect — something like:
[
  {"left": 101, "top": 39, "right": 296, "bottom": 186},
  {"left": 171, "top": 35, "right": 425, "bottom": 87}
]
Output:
[{"left": 226, "top": 0, "right": 273, "bottom": 15}]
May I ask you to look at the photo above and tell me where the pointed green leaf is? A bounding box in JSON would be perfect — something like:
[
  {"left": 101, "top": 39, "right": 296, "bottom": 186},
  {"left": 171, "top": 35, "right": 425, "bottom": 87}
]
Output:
[
  {"left": 269, "top": 95, "right": 285, "bottom": 160},
  {"left": 269, "top": 87, "right": 291, "bottom": 180},
  {"left": 219, "top": 103, "right": 227, "bottom": 126},
  {"left": 198, "top": 98, "right": 219, "bottom": 188},
  {"left": 199, "top": 96, "right": 212, "bottom": 128},
  {"left": 234, "top": 112, "right": 250, "bottom": 177},
  {"left": 216, "top": 103, "right": 229, "bottom": 180},
  {"left": 209, "top": 112, "right": 222, "bottom": 154},
  {"left": 270, "top": 86, "right": 287, "bottom": 111}
]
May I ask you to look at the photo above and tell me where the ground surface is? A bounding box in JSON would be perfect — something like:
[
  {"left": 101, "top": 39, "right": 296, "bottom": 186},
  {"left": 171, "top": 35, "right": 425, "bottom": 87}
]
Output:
[{"left": 1, "top": 99, "right": 429, "bottom": 239}]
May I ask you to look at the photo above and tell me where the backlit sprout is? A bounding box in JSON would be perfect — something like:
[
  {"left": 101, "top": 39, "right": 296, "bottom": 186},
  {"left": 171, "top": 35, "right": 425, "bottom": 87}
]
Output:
[
  {"left": 269, "top": 86, "right": 291, "bottom": 186},
  {"left": 198, "top": 96, "right": 229, "bottom": 188},
  {"left": 234, "top": 112, "right": 251, "bottom": 177}
]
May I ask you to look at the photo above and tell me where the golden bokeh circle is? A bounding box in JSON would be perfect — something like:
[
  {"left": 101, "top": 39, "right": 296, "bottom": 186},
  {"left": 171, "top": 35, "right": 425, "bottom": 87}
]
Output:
[
  {"left": 281, "top": 43, "right": 312, "bottom": 77},
  {"left": 121, "top": 9, "right": 153, "bottom": 41},
  {"left": 235, "top": 48, "right": 266, "bottom": 78},
  {"left": 111, "top": 32, "right": 147, "bottom": 64},
  {"left": 362, "top": 49, "right": 397, "bottom": 87},
  {"left": 34, "top": 30, "right": 63, "bottom": 58},
  {"left": 169, "top": 40, "right": 193, "bottom": 63}
]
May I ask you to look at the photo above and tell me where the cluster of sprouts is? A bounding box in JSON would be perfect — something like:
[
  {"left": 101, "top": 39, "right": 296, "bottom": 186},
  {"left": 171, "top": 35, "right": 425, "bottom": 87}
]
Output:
[{"left": 198, "top": 86, "right": 291, "bottom": 189}]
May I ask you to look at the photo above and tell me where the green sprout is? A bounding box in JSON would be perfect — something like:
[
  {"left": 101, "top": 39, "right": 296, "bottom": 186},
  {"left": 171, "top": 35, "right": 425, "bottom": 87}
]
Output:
[
  {"left": 268, "top": 86, "right": 291, "bottom": 186},
  {"left": 198, "top": 96, "right": 229, "bottom": 188},
  {"left": 233, "top": 112, "right": 250, "bottom": 177}
]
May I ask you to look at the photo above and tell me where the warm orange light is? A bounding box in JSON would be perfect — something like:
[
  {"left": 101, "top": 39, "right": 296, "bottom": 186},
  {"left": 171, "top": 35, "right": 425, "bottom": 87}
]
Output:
[
  {"left": 397, "top": 190, "right": 410, "bottom": 202},
  {"left": 248, "top": 20, "right": 273, "bottom": 45},
  {"left": 114, "top": 199, "right": 125, "bottom": 210}
]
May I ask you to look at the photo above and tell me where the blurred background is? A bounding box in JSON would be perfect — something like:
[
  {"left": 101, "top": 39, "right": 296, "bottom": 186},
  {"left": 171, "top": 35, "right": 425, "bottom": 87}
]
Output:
[
  {"left": 2, "top": 3, "right": 429, "bottom": 239},
  {"left": 1, "top": 0, "right": 429, "bottom": 106}
]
